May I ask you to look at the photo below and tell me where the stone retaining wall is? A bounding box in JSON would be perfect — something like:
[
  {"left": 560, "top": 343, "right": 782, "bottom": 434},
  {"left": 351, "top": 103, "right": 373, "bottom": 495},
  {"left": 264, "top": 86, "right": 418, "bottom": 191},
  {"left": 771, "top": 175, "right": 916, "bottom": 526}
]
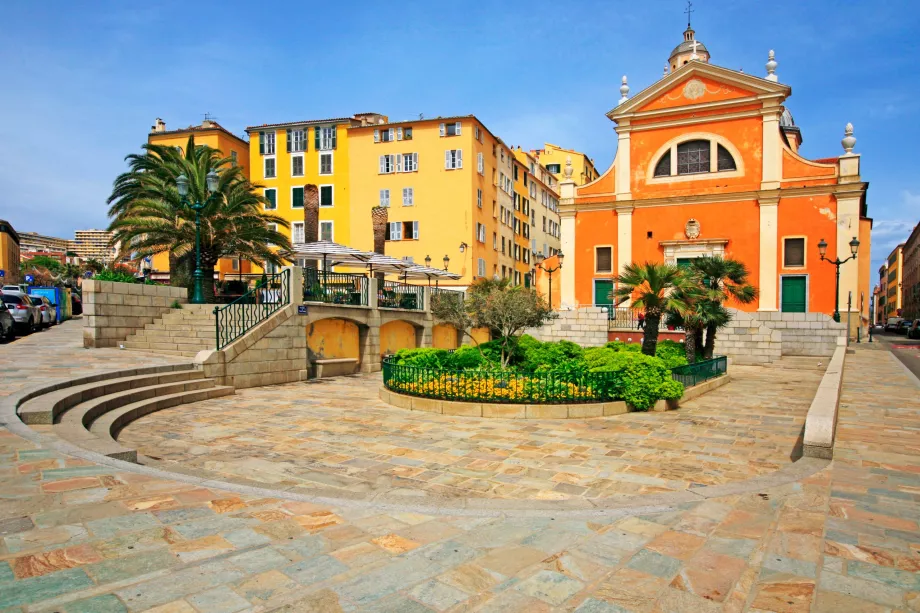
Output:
[
  {"left": 83, "top": 281, "right": 187, "bottom": 348},
  {"left": 802, "top": 344, "right": 846, "bottom": 459},
  {"left": 526, "top": 307, "right": 608, "bottom": 346},
  {"left": 718, "top": 309, "right": 846, "bottom": 365}
]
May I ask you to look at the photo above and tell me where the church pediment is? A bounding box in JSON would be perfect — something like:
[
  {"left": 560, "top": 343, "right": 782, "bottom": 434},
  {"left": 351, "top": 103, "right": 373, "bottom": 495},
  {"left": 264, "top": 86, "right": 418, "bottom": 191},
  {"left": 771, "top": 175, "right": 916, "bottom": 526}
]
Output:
[{"left": 608, "top": 62, "right": 790, "bottom": 121}]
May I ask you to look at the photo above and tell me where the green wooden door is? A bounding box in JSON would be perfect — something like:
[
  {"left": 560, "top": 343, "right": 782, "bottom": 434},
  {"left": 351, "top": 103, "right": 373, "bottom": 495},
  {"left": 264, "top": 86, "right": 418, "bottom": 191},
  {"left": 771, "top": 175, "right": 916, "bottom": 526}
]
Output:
[
  {"left": 781, "top": 276, "right": 807, "bottom": 312},
  {"left": 676, "top": 258, "right": 694, "bottom": 270},
  {"left": 594, "top": 279, "right": 614, "bottom": 305}
]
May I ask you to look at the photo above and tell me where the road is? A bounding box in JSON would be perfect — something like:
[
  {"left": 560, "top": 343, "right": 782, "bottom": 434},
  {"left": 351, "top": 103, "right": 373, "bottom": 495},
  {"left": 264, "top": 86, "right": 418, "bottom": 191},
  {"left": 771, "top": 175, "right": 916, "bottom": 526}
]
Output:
[{"left": 869, "top": 327, "right": 920, "bottom": 381}]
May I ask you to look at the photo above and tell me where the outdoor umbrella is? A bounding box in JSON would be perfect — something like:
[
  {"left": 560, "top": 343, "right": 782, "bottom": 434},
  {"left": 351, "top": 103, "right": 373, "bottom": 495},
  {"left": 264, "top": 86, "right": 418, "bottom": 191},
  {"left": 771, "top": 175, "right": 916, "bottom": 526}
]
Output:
[{"left": 286, "top": 241, "right": 374, "bottom": 293}]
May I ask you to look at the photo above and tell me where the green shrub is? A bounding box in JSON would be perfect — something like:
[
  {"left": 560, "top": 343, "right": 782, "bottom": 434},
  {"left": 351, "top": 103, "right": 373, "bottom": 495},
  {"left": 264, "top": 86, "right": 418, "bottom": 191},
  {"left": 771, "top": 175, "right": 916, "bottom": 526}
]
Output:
[
  {"left": 654, "top": 339, "right": 688, "bottom": 368},
  {"left": 393, "top": 348, "right": 451, "bottom": 369},
  {"left": 518, "top": 336, "right": 585, "bottom": 373},
  {"left": 584, "top": 347, "right": 684, "bottom": 410},
  {"left": 604, "top": 340, "right": 641, "bottom": 353},
  {"left": 445, "top": 346, "right": 486, "bottom": 370},
  {"left": 93, "top": 270, "right": 137, "bottom": 284}
]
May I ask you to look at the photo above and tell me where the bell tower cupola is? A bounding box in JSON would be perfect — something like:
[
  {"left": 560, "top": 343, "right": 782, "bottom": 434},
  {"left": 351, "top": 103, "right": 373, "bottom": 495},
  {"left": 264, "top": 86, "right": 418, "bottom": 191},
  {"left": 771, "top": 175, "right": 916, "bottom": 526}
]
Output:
[{"left": 668, "top": 2, "right": 710, "bottom": 72}]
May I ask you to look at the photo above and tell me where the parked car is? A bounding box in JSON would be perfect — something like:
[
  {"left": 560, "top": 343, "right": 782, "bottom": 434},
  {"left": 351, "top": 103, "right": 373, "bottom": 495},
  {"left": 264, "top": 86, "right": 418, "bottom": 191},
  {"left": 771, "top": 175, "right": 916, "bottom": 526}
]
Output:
[
  {"left": 885, "top": 317, "right": 903, "bottom": 331},
  {"left": 30, "top": 295, "right": 56, "bottom": 327},
  {"left": 0, "top": 301, "right": 15, "bottom": 341},
  {"left": 896, "top": 319, "right": 913, "bottom": 335},
  {"left": 71, "top": 292, "right": 83, "bottom": 316},
  {"left": 0, "top": 293, "right": 41, "bottom": 333},
  {"left": 908, "top": 319, "right": 920, "bottom": 340}
]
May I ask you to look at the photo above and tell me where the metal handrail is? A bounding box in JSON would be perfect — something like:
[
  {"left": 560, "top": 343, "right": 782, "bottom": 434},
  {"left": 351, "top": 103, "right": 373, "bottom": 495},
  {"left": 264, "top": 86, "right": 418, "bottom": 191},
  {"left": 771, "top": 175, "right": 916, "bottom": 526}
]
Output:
[
  {"left": 302, "top": 267, "right": 368, "bottom": 306},
  {"left": 670, "top": 356, "right": 727, "bottom": 387},
  {"left": 598, "top": 306, "right": 682, "bottom": 331},
  {"left": 380, "top": 279, "right": 424, "bottom": 310},
  {"left": 214, "top": 268, "right": 291, "bottom": 350}
]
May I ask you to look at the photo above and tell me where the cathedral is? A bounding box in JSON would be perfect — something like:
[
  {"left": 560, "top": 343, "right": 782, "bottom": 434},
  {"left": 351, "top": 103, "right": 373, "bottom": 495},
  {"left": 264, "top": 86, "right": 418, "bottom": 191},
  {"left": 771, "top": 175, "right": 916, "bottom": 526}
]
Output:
[{"left": 558, "top": 22, "right": 872, "bottom": 329}]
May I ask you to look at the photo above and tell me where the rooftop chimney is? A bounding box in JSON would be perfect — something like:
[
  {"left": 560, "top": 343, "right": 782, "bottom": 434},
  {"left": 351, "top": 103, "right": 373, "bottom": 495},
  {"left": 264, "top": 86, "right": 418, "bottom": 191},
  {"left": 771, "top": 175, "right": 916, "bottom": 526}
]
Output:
[{"left": 152, "top": 118, "right": 166, "bottom": 133}]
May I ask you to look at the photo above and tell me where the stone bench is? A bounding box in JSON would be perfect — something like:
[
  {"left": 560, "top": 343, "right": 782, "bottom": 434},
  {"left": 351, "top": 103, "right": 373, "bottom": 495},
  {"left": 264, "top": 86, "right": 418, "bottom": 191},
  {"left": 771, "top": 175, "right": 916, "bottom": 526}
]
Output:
[{"left": 312, "top": 358, "right": 359, "bottom": 378}]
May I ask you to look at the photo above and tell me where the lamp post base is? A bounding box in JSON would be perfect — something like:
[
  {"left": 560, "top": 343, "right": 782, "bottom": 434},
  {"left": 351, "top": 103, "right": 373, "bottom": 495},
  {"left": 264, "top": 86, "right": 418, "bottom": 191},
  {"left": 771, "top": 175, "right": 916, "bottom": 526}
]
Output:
[{"left": 191, "top": 270, "right": 206, "bottom": 305}]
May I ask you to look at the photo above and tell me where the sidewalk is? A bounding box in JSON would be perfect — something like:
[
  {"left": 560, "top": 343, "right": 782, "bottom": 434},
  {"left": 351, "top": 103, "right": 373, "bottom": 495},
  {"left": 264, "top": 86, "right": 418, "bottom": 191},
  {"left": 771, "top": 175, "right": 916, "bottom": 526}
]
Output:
[{"left": 0, "top": 323, "right": 917, "bottom": 612}]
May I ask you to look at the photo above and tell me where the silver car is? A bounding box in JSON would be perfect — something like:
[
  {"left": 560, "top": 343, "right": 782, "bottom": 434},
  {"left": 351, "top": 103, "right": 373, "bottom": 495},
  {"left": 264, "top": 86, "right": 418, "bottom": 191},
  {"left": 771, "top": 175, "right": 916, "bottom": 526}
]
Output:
[
  {"left": 0, "top": 293, "right": 42, "bottom": 333},
  {"left": 29, "top": 295, "right": 56, "bottom": 327}
]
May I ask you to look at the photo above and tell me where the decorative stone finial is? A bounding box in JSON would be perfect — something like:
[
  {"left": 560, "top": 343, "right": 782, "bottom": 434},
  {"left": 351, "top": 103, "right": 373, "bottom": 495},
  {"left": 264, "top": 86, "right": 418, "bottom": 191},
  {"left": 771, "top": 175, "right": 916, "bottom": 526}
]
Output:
[
  {"left": 664, "top": 64, "right": 669, "bottom": 77},
  {"left": 563, "top": 156, "right": 574, "bottom": 180},
  {"left": 765, "top": 50, "right": 778, "bottom": 82},
  {"left": 841, "top": 123, "right": 856, "bottom": 153},
  {"left": 618, "top": 75, "right": 629, "bottom": 105}
]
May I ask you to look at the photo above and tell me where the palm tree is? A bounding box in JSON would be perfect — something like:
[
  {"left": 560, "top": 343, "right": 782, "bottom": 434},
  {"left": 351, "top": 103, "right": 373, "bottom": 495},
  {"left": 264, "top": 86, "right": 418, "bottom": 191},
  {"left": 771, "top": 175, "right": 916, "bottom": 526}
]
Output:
[
  {"left": 613, "top": 262, "right": 694, "bottom": 356},
  {"left": 688, "top": 256, "right": 758, "bottom": 358},
  {"left": 107, "top": 135, "right": 291, "bottom": 302},
  {"left": 667, "top": 298, "right": 731, "bottom": 363}
]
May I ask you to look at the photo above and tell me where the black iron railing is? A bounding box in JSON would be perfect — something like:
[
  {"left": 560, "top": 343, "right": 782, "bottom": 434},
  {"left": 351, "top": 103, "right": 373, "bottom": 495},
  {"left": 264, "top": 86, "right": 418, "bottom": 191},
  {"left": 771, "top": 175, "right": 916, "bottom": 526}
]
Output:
[
  {"left": 597, "top": 306, "right": 681, "bottom": 332},
  {"left": 214, "top": 268, "right": 291, "bottom": 350},
  {"left": 380, "top": 280, "right": 424, "bottom": 310},
  {"left": 382, "top": 358, "right": 624, "bottom": 404},
  {"left": 670, "top": 356, "right": 727, "bottom": 387},
  {"left": 302, "top": 267, "right": 368, "bottom": 306}
]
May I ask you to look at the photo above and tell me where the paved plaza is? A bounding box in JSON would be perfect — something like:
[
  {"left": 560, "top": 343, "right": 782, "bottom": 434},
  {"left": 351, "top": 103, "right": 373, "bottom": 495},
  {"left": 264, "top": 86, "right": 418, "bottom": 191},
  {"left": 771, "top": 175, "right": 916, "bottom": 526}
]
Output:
[{"left": 1, "top": 321, "right": 919, "bottom": 612}]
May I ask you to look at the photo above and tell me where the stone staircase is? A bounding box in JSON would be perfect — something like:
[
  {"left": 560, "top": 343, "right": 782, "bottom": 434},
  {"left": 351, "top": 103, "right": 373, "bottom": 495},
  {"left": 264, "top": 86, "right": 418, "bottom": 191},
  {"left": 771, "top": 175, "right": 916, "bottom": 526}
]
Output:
[
  {"left": 123, "top": 304, "right": 217, "bottom": 357},
  {"left": 17, "top": 363, "right": 234, "bottom": 463}
]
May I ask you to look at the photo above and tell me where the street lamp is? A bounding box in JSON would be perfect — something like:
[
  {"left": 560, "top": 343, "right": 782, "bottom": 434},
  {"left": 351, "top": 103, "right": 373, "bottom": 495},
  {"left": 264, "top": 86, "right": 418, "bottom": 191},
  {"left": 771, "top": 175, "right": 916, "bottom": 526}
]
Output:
[
  {"left": 443, "top": 255, "right": 450, "bottom": 270},
  {"left": 424, "top": 255, "right": 432, "bottom": 268},
  {"left": 534, "top": 251, "right": 563, "bottom": 310},
  {"left": 176, "top": 170, "right": 220, "bottom": 304},
  {"left": 818, "top": 236, "right": 859, "bottom": 322}
]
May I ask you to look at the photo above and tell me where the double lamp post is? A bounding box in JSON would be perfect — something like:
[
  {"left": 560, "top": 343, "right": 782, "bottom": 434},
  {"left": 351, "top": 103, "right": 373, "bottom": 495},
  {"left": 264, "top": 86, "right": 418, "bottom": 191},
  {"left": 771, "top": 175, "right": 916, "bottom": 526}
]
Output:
[
  {"left": 176, "top": 171, "right": 219, "bottom": 305},
  {"left": 818, "top": 236, "right": 860, "bottom": 323},
  {"left": 534, "top": 252, "right": 564, "bottom": 310}
]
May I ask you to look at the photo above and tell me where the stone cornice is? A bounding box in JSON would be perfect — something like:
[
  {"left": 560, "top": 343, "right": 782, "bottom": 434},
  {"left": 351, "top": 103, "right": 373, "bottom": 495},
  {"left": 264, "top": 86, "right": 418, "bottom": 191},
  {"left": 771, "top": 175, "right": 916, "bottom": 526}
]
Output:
[{"left": 561, "top": 182, "right": 869, "bottom": 214}]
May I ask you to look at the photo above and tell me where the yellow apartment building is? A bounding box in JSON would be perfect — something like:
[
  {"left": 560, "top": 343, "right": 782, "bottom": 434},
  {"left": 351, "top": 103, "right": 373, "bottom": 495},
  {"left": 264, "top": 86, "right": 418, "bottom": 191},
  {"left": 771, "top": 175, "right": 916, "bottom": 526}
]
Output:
[
  {"left": 514, "top": 148, "right": 562, "bottom": 266},
  {"left": 530, "top": 143, "right": 599, "bottom": 186},
  {"left": 245, "top": 113, "right": 388, "bottom": 272},
  {"left": 511, "top": 157, "right": 534, "bottom": 285},
  {"left": 0, "top": 219, "right": 21, "bottom": 284},
  {"left": 887, "top": 243, "right": 904, "bottom": 319},
  {"left": 147, "top": 117, "right": 253, "bottom": 280},
  {"left": 348, "top": 115, "right": 522, "bottom": 287}
]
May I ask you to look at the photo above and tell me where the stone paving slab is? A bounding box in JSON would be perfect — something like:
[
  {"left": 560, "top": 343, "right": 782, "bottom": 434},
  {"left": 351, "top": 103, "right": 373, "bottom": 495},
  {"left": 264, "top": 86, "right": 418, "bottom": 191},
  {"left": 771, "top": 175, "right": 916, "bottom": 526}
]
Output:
[
  {"left": 118, "top": 363, "right": 822, "bottom": 503},
  {"left": 0, "top": 322, "right": 918, "bottom": 611}
]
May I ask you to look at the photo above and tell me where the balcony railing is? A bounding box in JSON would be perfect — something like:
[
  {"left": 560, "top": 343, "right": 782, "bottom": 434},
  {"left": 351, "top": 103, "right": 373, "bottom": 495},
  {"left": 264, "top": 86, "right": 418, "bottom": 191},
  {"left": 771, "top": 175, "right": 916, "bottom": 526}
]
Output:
[
  {"left": 596, "top": 306, "right": 682, "bottom": 332},
  {"left": 380, "top": 280, "right": 424, "bottom": 310},
  {"left": 302, "top": 267, "right": 369, "bottom": 307}
]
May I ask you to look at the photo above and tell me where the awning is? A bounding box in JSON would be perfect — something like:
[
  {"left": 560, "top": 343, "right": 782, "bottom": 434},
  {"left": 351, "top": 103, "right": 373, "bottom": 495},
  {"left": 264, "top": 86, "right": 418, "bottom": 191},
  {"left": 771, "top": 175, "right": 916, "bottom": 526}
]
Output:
[
  {"left": 400, "top": 265, "right": 462, "bottom": 281},
  {"left": 287, "top": 241, "right": 374, "bottom": 267}
]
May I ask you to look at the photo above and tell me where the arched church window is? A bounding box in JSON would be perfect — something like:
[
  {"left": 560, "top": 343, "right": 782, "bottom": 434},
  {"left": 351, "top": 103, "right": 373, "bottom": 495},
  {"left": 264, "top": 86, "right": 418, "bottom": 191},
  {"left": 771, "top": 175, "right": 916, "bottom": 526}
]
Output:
[
  {"left": 717, "top": 144, "right": 736, "bottom": 171},
  {"left": 653, "top": 151, "right": 671, "bottom": 177},
  {"left": 677, "top": 140, "right": 710, "bottom": 175}
]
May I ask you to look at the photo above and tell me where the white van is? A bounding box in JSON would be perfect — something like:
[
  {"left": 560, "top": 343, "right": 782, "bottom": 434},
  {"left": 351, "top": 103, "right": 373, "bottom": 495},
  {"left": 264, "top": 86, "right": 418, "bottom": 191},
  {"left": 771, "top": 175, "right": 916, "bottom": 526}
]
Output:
[{"left": 885, "top": 317, "right": 903, "bottom": 331}]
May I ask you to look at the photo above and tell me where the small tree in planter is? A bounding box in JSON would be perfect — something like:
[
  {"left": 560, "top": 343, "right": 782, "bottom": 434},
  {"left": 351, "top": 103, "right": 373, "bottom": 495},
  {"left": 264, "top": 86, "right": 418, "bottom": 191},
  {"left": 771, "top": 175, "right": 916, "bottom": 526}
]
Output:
[{"left": 431, "top": 278, "right": 555, "bottom": 368}]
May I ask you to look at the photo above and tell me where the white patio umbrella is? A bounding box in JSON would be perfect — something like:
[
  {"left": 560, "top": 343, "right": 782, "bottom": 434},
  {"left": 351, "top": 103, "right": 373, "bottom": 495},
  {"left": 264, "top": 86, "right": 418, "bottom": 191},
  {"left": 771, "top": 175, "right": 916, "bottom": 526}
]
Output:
[{"left": 287, "top": 241, "right": 373, "bottom": 270}]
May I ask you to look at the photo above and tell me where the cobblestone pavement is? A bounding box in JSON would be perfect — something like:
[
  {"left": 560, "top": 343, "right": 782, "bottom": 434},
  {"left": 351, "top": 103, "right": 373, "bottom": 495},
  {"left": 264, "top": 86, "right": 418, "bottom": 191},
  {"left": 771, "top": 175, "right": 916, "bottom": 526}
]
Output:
[
  {"left": 0, "top": 321, "right": 918, "bottom": 612},
  {"left": 120, "top": 363, "right": 821, "bottom": 501}
]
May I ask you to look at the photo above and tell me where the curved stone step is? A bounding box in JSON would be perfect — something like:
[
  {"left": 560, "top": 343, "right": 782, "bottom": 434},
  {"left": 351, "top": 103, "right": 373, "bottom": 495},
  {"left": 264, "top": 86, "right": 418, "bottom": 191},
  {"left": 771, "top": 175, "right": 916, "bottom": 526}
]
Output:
[
  {"left": 17, "top": 364, "right": 198, "bottom": 424},
  {"left": 57, "top": 376, "right": 214, "bottom": 432}
]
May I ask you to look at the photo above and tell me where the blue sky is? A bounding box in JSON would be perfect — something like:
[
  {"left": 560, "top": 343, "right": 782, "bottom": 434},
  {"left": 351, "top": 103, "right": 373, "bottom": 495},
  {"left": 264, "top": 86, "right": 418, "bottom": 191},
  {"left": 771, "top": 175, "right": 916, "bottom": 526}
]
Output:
[{"left": 1, "top": 0, "right": 918, "bottom": 275}]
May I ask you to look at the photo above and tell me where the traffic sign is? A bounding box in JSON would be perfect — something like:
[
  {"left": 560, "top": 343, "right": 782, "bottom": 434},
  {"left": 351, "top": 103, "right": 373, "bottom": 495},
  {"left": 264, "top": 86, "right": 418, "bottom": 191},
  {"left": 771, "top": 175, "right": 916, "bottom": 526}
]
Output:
[
  {"left": 25, "top": 274, "right": 34, "bottom": 284},
  {"left": 0, "top": 269, "right": 5, "bottom": 278}
]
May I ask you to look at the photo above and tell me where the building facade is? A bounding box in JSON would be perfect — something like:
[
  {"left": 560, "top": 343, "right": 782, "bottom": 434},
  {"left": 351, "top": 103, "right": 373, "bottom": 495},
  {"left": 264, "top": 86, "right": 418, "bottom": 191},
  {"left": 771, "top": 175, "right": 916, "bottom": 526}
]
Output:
[
  {"left": 513, "top": 148, "right": 562, "bottom": 280},
  {"left": 148, "top": 118, "right": 253, "bottom": 280},
  {"left": 903, "top": 223, "right": 920, "bottom": 320},
  {"left": 875, "top": 264, "right": 887, "bottom": 325},
  {"left": 72, "top": 229, "right": 117, "bottom": 263},
  {"left": 19, "top": 232, "right": 71, "bottom": 254},
  {"left": 0, "top": 220, "right": 21, "bottom": 284},
  {"left": 246, "top": 113, "right": 387, "bottom": 273},
  {"left": 886, "top": 244, "right": 905, "bottom": 320},
  {"left": 562, "top": 26, "right": 872, "bottom": 329},
  {"left": 531, "top": 143, "right": 599, "bottom": 186},
  {"left": 348, "top": 116, "right": 523, "bottom": 286}
]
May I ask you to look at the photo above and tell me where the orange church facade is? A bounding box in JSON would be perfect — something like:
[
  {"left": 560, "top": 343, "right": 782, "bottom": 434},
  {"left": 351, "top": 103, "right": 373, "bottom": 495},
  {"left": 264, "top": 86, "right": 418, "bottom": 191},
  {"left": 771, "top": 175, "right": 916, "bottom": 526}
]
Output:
[{"left": 560, "top": 28, "right": 871, "bottom": 327}]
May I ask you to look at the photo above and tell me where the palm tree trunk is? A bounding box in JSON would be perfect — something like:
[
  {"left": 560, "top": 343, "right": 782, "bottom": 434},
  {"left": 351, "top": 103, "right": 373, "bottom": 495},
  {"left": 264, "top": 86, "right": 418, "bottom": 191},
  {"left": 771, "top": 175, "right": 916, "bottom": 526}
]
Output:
[
  {"left": 703, "top": 322, "right": 717, "bottom": 359},
  {"left": 641, "top": 311, "right": 660, "bottom": 356},
  {"left": 684, "top": 328, "right": 696, "bottom": 363},
  {"left": 200, "top": 254, "right": 218, "bottom": 304}
]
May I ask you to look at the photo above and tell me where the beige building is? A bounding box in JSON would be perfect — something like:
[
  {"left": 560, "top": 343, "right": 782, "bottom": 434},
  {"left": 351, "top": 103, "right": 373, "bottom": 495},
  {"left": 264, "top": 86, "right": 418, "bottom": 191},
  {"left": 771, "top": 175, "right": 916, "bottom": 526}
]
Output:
[
  {"left": 20, "top": 231, "right": 72, "bottom": 254},
  {"left": 530, "top": 143, "right": 599, "bottom": 186},
  {"left": 72, "top": 229, "right": 117, "bottom": 262}
]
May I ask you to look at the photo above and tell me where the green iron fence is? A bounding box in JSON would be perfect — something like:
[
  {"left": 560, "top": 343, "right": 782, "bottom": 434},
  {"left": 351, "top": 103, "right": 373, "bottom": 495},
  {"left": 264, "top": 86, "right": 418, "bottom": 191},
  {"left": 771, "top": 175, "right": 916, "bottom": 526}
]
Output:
[
  {"left": 382, "top": 358, "right": 625, "bottom": 404},
  {"left": 670, "top": 355, "right": 727, "bottom": 387},
  {"left": 380, "top": 279, "right": 424, "bottom": 310},
  {"left": 214, "top": 268, "right": 291, "bottom": 350},
  {"left": 598, "top": 306, "right": 681, "bottom": 332},
  {"left": 302, "top": 267, "right": 368, "bottom": 306}
]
